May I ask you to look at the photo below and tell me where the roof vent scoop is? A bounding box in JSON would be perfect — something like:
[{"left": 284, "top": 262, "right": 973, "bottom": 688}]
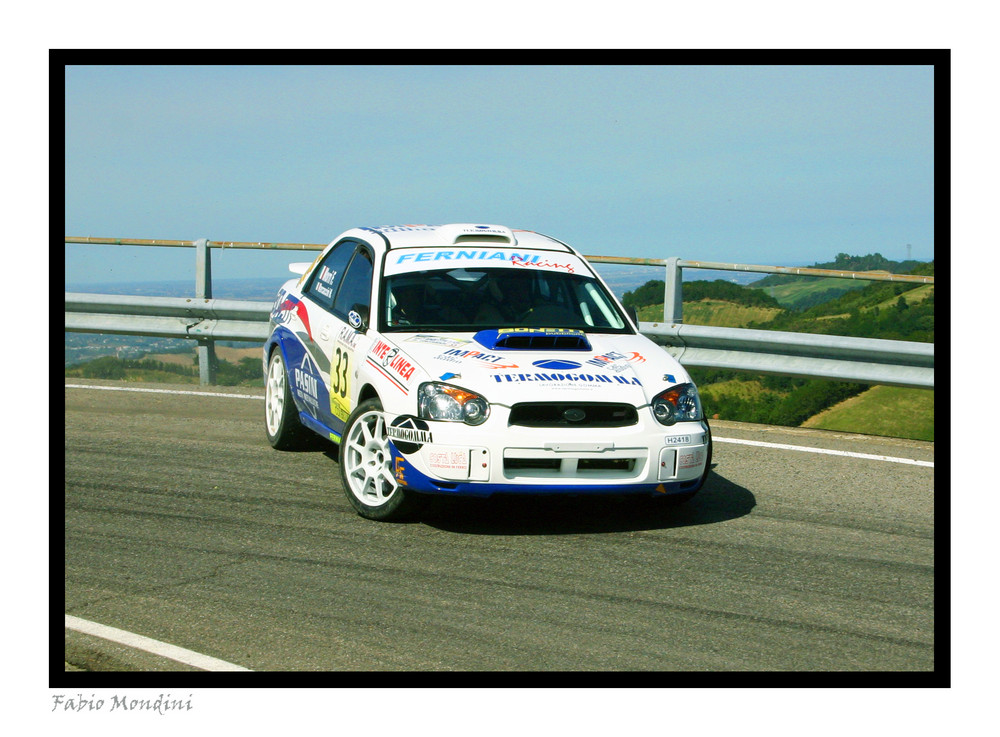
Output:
[{"left": 438, "top": 223, "right": 516, "bottom": 245}]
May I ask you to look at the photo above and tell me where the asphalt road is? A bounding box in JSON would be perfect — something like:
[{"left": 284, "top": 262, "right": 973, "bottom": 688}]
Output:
[{"left": 63, "top": 380, "right": 936, "bottom": 673}]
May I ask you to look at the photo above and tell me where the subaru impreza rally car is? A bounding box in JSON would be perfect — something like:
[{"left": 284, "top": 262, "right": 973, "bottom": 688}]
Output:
[{"left": 263, "top": 224, "right": 712, "bottom": 520}]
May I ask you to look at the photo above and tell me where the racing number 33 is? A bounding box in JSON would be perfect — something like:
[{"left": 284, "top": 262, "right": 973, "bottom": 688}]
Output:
[{"left": 331, "top": 346, "right": 351, "bottom": 421}]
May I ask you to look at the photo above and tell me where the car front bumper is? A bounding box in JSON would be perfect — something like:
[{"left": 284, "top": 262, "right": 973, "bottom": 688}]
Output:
[{"left": 388, "top": 413, "right": 711, "bottom": 498}]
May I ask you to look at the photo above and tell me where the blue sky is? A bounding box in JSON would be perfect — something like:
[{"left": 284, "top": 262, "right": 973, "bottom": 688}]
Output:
[{"left": 64, "top": 64, "right": 936, "bottom": 284}]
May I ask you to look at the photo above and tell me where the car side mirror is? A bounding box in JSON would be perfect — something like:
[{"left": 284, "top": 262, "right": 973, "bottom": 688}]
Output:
[
  {"left": 626, "top": 305, "right": 639, "bottom": 326},
  {"left": 348, "top": 305, "right": 369, "bottom": 331}
]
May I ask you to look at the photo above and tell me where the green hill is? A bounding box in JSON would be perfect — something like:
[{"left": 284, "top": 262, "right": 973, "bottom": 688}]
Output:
[
  {"left": 628, "top": 258, "right": 935, "bottom": 440},
  {"left": 801, "top": 386, "right": 934, "bottom": 441}
]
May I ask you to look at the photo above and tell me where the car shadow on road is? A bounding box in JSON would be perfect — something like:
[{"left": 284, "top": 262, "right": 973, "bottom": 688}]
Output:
[{"left": 417, "top": 468, "right": 755, "bottom": 536}]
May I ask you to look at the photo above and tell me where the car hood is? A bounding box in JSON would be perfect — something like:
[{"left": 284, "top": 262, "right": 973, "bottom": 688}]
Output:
[{"left": 392, "top": 328, "right": 689, "bottom": 405}]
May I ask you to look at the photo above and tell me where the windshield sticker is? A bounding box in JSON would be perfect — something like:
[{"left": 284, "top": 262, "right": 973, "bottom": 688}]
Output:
[
  {"left": 386, "top": 249, "right": 588, "bottom": 276},
  {"left": 394, "top": 250, "right": 539, "bottom": 265},
  {"left": 370, "top": 224, "right": 436, "bottom": 233},
  {"left": 405, "top": 335, "right": 472, "bottom": 348},
  {"left": 511, "top": 255, "right": 575, "bottom": 273}
]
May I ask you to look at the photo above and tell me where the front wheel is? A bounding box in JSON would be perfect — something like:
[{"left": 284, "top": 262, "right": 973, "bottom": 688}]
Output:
[{"left": 339, "top": 398, "right": 423, "bottom": 521}]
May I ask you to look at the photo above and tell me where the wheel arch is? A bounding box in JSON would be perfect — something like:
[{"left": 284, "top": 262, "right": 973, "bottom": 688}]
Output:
[{"left": 357, "top": 382, "right": 380, "bottom": 405}]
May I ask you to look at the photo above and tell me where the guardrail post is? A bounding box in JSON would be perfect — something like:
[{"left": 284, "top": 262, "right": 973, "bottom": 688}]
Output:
[
  {"left": 663, "top": 256, "right": 683, "bottom": 324},
  {"left": 194, "top": 238, "right": 217, "bottom": 385}
]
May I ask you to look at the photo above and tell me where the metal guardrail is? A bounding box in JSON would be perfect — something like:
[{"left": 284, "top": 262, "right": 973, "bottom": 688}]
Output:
[{"left": 65, "top": 236, "right": 935, "bottom": 388}]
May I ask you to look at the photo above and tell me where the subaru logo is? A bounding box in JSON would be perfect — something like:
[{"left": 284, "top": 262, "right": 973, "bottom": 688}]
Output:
[
  {"left": 563, "top": 407, "right": 586, "bottom": 423},
  {"left": 533, "top": 359, "right": 581, "bottom": 371}
]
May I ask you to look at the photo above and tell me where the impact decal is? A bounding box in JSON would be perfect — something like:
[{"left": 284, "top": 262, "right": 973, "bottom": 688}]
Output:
[{"left": 437, "top": 348, "right": 518, "bottom": 369}]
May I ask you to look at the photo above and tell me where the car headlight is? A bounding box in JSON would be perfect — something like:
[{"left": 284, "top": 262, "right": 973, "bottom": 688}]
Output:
[
  {"left": 651, "top": 383, "right": 703, "bottom": 426},
  {"left": 418, "top": 382, "right": 491, "bottom": 426}
]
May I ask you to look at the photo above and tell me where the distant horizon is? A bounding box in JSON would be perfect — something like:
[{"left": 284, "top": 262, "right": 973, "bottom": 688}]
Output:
[
  {"left": 64, "top": 254, "right": 935, "bottom": 290},
  {"left": 65, "top": 65, "right": 936, "bottom": 285}
]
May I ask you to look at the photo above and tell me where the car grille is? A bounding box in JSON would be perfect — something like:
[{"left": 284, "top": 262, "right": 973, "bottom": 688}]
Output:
[
  {"left": 502, "top": 449, "right": 646, "bottom": 480},
  {"left": 508, "top": 402, "right": 638, "bottom": 428}
]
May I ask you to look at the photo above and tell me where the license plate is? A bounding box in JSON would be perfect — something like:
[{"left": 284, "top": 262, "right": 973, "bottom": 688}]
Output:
[{"left": 664, "top": 435, "right": 692, "bottom": 445}]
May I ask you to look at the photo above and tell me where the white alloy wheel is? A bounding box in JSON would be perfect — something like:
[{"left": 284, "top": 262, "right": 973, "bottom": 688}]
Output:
[
  {"left": 264, "top": 349, "right": 310, "bottom": 450},
  {"left": 343, "top": 407, "right": 398, "bottom": 506},
  {"left": 340, "top": 398, "right": 423, "bottom": 520},
  {"left": 265, "top": 352, "right": 287, "bottom": 437}
]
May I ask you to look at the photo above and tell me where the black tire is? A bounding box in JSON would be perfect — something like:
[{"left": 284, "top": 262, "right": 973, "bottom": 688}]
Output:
[
  {"left": 264, "top": 348, "right": 312, "bottom": 450},
  {"left": 339, "top": 397, "right": 424, "bottom": 521}
]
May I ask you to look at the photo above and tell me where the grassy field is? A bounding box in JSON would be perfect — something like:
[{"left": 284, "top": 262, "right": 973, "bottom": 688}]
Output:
[
  {"left": 639, "top": 300, "right": 782, "bottom": 327},
  {"left": 800, "top": 385, "right": 934, "bottom": 441},
  {"left": 753, "top": 277, "right": 870, "bottom": 309},
  {"left": 147, "top": 346, "right": 261, "bottom": 365},
  {"left": 865, "top": 284, "right": 934, "bottom": 312}
]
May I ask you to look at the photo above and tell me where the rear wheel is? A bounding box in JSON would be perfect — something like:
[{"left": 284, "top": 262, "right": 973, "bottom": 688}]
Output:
[
  {"left": 264, "top": 349, "right": 311, "bottom": 450},
  {"left": 340, "top": 397, "right": 423, "bottom": 521}
]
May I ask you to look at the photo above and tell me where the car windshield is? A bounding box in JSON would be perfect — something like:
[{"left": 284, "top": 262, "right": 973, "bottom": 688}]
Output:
[{"left": 382, "top": 267, "right": 630, "bottom": 333}]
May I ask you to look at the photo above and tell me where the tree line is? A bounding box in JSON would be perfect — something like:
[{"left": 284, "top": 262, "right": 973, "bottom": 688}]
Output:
[{"left": 66, "top": 355, "right": 264, "bottom": 386}]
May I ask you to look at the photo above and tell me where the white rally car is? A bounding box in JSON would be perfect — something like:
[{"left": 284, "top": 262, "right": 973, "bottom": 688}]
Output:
[{"left": 263, "top": 224, "right": 712, "bottom": 520}]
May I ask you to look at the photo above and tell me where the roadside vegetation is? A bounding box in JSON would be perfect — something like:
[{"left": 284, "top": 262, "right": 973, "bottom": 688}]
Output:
[
  {"left": 65, "top": 353, "right": 264, "bottom": 387},
  {"left": 622, "top": 254, "right": 935, "bottom": 441},
  {"left": 65, "top": 254, "right": 934, "bottom": 440}
]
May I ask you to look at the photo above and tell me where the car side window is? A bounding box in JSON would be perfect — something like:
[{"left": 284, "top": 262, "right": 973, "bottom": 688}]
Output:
[
  {"left": 333, "top": 248, "right": 374, "bottom": 320},
  {"left": 305, "top": 241, "right": 355, "bottom": 310}
]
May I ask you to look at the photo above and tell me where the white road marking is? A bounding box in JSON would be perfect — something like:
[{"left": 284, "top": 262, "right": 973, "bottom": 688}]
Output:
[
  {"left": 65, "top": 383, "right": 262, "bottom": 399},
  {"left": 714, "top": 436, "right": 934, "bottom": 467},
  {"left": 65, "top": 614, "right": 252, "bottom": 671},
  {"left": 65, "top": 383, "right": 934, "bottom": 467}
]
